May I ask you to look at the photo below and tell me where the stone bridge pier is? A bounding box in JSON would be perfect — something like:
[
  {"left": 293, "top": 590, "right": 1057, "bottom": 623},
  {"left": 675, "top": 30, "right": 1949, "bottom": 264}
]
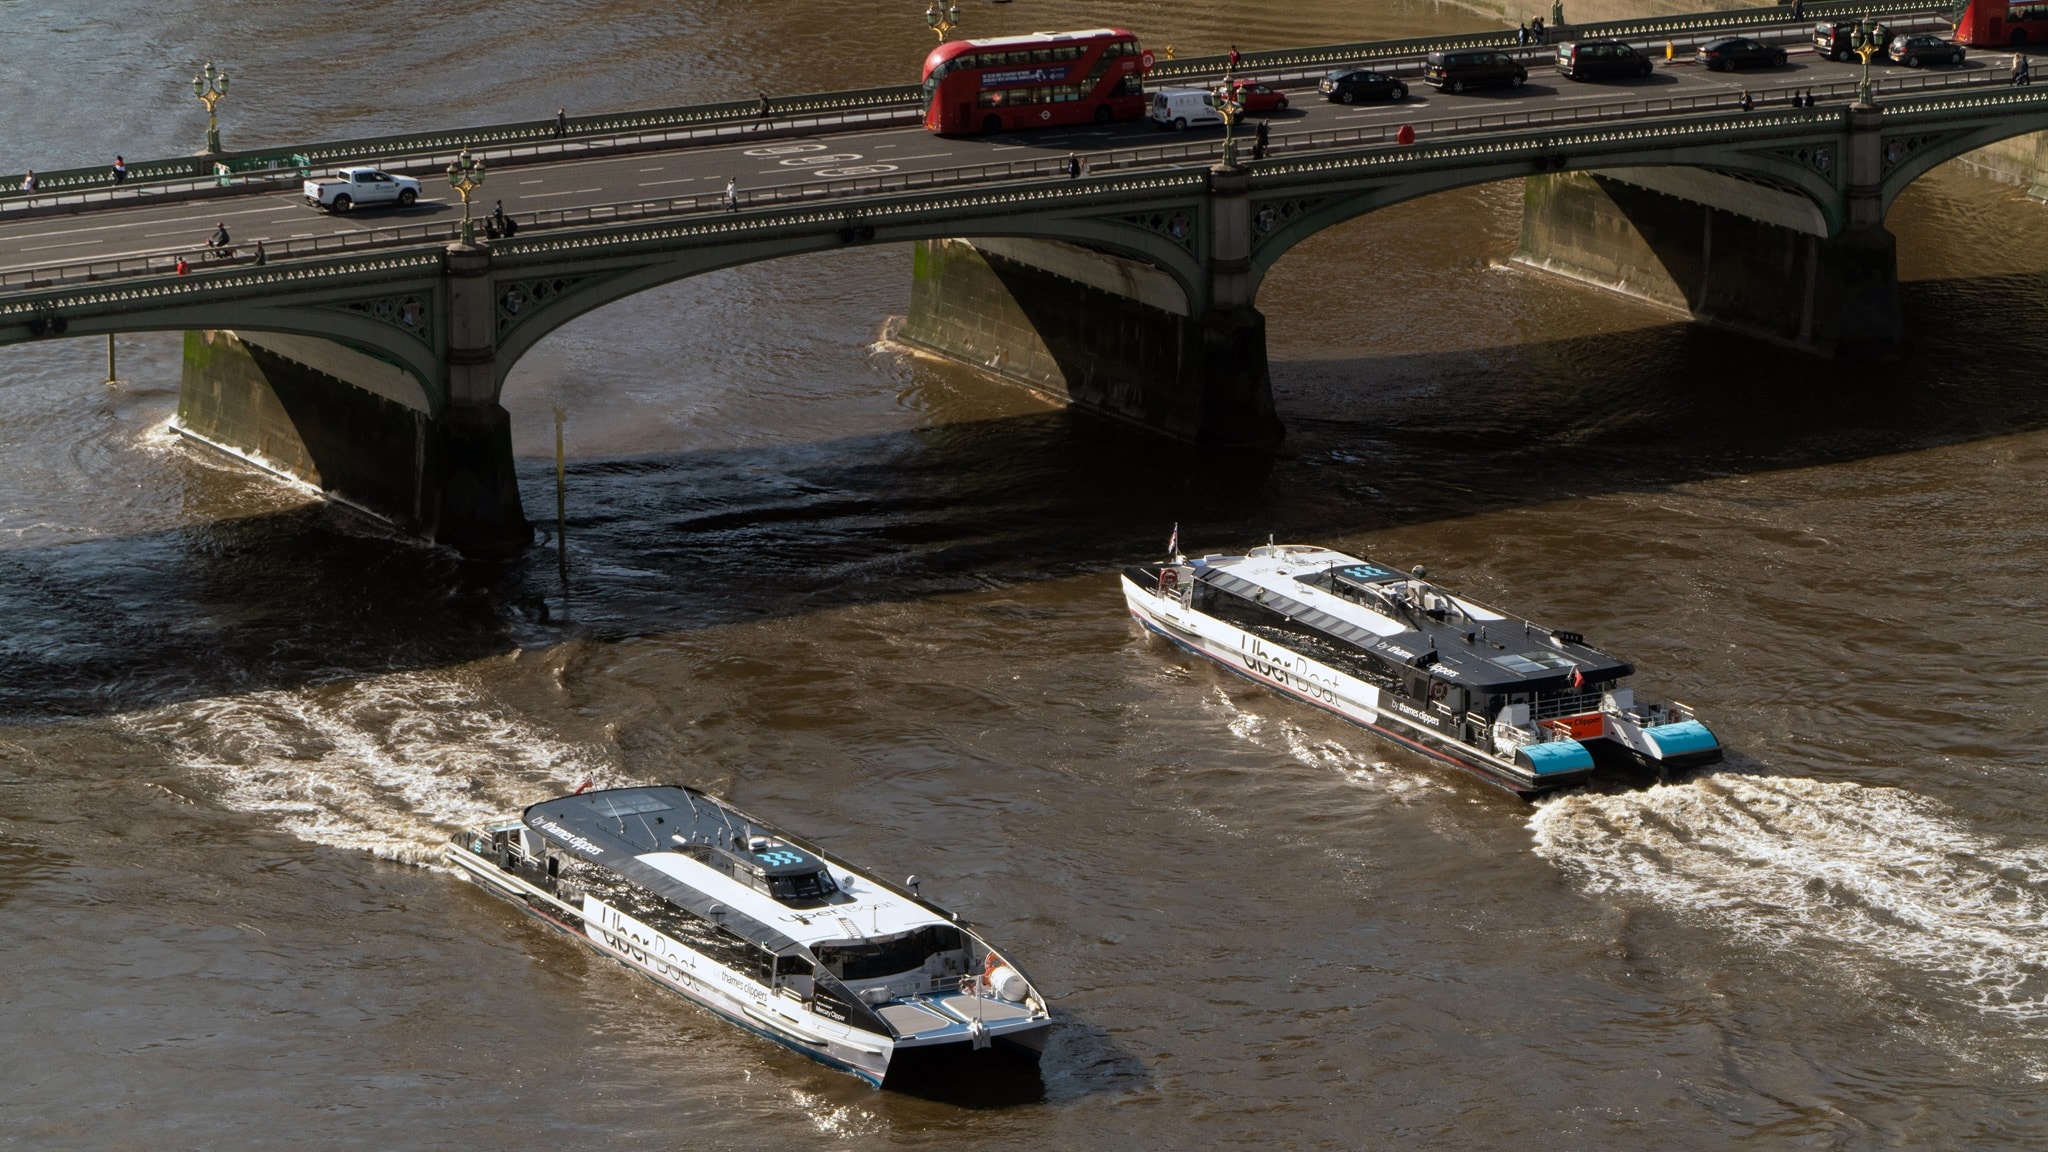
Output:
[
  {"left": 896, "top": 165, "right": 1284, "bottom": 448},
  {"left": 1515, "top": 105, "right": 1901, "bottom": 357},
  {"left": 177, "top": 242, "right": 531, "bottom": 557}
]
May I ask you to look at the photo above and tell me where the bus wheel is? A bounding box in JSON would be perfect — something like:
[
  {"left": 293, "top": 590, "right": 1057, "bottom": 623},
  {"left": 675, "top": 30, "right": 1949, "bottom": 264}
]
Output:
[
  {"left": 982, "top": 114, "right": 1003, "bottom": 133},
  {"left": 1094, "top": 104, "right": 1112, "bottom": 124}
]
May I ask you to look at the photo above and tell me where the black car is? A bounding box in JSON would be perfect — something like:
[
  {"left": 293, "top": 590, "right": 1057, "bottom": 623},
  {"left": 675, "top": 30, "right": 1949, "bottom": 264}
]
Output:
[
  {"left": 1424, "top": 49, "right": 1528, "bottom": 92},
  {"left": 1696, "top": 37, "right": 1789, "bottom": 71},
  {"left": 1319, "top": 67, "right": 1409, "bottom": 103},
  {"left": 1813, "top": 21, "right": 1890, "bottom": 62},
  {"left": 1888, "top": 34, "right": 1966, "bottom": 67},
  {"left": 1555, "top": 39, "right": 1654, "bottom": 80}
]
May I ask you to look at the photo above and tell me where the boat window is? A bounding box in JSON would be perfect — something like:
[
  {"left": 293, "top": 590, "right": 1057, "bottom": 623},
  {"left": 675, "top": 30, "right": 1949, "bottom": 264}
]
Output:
[
  {"left": 582, "top": 794, "right": 673, "bottom": 818},
  {"left": 769, "top": 869, "right": 839, "bottom": 905},
  {"left": 817, "top": 925, "right": 964, "bottom": 982}
]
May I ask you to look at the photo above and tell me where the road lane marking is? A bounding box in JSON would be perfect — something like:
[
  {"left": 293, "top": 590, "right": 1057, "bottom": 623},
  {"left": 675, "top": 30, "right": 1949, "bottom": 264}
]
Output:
[
  {"left": 518, "top": 179, "right": 545, "bottom": 185},
  {"left": 638, "top": 166, "right": 665, "bottom": 172},
  {"left": 637, "top": 178, "right": 698, "bottom": 186},
  {"left": 520, "top": 187, "right": 605, "bottom": 198}
]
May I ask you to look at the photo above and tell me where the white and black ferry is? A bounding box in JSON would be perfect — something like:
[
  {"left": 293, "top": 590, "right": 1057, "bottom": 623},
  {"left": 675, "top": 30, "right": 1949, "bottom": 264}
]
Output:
[
  {"left": 1123, "top": 542, "right": 1721, "bottom": 796},
  {"left": 447, "top": 785, "right": 1051, "bottom": 1087}
]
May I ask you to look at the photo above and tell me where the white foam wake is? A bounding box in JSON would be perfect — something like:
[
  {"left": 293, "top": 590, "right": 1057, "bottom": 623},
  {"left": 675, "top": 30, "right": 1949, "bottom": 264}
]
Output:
[
  {"left": 1531, "top": 775, "right": 2048, "bottom": 1035},
  {"left": 119, "top": 667, "right": 626, "bottom": 867}
]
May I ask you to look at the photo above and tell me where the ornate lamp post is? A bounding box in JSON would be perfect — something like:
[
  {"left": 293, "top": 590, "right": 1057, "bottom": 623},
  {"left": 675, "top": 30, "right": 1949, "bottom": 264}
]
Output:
[
  {"left": 1212, "top": 80, "right": 1246, "bottom": 168},
  {"left": 192, "top": 61, "right": 230, "bottom": 154},
  {"left": 1851, "top": 15, "right": 1884, "bottom": 107},
  {"left": 447, "top": 148, "right": 486, "bottom": 244},
  {"left": 924, "top": 0, "right": 960, "bottom": 40}
]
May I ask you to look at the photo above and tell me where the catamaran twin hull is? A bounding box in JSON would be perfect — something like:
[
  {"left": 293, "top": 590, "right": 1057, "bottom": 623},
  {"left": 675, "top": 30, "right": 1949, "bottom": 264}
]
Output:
[
  {"left": 448, "top": 786, "right": 1050, "bottom": 1088},
  {"left": 1122, "top": 544, "right": 1722, "bottom": 796}
]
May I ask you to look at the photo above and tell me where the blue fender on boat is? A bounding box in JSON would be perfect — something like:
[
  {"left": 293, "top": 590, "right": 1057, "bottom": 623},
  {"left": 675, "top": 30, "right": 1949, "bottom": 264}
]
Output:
[
  {"left": 1517, "top": 740, "right": 1595, "bottom": 775},
  {"left": 1645, "top": 720, "right": 1719, "bottom": 759}
]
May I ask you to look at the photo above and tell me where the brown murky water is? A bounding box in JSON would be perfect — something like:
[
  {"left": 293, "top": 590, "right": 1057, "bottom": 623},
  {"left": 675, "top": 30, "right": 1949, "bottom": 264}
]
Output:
[{"left": 4, "top": 2, "right": 2047, "bottom": 1147}]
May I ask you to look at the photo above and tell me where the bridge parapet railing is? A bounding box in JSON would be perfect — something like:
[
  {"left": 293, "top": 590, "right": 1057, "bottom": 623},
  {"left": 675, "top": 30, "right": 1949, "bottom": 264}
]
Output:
[
  {"left": 2, "top": 71, "right": 2034, "bottom": 298},
  {"left": 1148, "top": 0, "right": 1943, "bottom": 85}
]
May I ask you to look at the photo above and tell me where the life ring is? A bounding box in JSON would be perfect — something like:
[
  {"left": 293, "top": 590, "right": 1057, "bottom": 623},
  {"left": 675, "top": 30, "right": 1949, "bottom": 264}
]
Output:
[
  {"left": 984, "top": 951, "right": 1000, "bottom": 977},
  {"left": 1428, "top": 679, "right": 1448, "bottom": 702},
  {"left": 1158, "top": 566, "right": 1181, "bottom": 591}
]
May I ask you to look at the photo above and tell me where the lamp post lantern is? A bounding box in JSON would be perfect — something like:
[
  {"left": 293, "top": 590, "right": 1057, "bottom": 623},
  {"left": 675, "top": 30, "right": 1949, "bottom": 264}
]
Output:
[
  {"left": 447, "top": 148, "right": 486, "bottom": 244},
  {"left": 1212, "top": 80, "right": 1246, "bottom": 168},
  {"left": 192, "top": 61, "right": 230, "bottom": 154},
  {"left": 924, "top": 0, "right": 960, "bottom": 40},
  {"left": 1851, "top": 16, "right": 1883, "bottom": 107}
]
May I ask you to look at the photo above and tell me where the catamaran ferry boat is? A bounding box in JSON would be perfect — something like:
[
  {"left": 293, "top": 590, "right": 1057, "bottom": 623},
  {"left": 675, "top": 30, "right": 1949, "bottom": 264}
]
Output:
[
  {"left": 447, "top": 785, "right": 1051, "bottom": 1087},
  {"left": 1122, "top": 542, "right": 1722, "bottom": 795}
]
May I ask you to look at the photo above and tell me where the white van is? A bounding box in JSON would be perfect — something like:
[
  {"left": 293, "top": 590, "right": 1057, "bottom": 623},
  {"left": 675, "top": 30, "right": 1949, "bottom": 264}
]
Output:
[{"left": 1149, "top": 88, "right": 1222, "bottom": 130}]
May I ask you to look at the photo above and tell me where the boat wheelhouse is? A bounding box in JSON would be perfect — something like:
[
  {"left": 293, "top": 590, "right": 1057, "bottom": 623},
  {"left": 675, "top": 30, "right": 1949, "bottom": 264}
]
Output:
[
  {"left": 447, "top": 785, "right": 1051, "bottom": 1087},
  {"left": 1122, "top": 543, "right": 1721, "bottom": 795}
]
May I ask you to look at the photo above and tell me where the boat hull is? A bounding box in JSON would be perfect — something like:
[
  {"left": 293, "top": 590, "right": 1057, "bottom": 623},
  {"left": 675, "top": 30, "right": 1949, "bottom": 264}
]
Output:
[
  {"left": 446, "top": 841, "right": 1049, "bottom": 1088},
  {"left": 1122, "top": 576, "right": 1589, "bottom": 796}
]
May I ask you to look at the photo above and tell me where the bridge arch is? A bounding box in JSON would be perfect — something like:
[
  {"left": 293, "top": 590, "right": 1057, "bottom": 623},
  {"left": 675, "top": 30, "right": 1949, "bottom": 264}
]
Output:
[
  {"left": 1878, "top": 105, "right": 2048, "bottom": 213},
  {"left": 1247, "top": 149, "right": 1844, "bottom": 294},
  {"left": 488, "top": 209, "right": 1205, "bottom": 390}
]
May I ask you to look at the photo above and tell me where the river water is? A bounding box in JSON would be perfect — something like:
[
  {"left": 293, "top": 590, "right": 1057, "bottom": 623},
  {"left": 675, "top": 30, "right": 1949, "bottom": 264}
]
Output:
[{"left": 4, "top": 1, "right": 2047, "bottom": 1147}]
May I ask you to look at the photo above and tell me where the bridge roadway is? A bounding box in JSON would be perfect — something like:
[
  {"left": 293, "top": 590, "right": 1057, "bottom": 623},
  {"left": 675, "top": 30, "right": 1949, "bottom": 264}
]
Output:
[{"left": 0, "top": 41, "right": 1984, "bottom": 279}]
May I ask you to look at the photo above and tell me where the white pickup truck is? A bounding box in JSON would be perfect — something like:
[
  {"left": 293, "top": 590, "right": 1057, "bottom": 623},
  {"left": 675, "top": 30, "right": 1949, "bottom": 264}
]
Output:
[{"left": 304, "top": 167, "right": 422, "bottom": 212}]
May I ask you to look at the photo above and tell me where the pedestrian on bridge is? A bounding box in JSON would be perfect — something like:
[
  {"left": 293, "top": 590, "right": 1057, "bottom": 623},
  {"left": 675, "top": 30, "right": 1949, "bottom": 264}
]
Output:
[
  {"left": 1066, "top": 153, "right": 1080, "bottom": 179},
  {"left": 725, "top": 176, "right": 739, "bottom": 211},
  {"left": 759, "top": 91, "right": 772, "bottom": 118},
  {"left": 1517, "top": 23, "right": 1529, "bottom": 47},
  {"left": 111, "top": 156, "right": 128, "bottom": 185},
  {"left": 1532, "top": 16, "right": 1546, "bottom": 43},
  {"left": 2016, "top": 52, "right": 2032, "bottom": 85},
  {"left": 1739, "top": 89, "right": 1754, "bottom": 111},
  {"left": 18, "top": 170, "right": 35, "bottom": 195},
  {"left": 556, "top": 107, "right": 568, "bottom": 136},
  {"left": 252, "top": 239, "right": 266, "bottom": 266},
  {"left": 1790, "top": 0, "right": 1804, "bottom": 19}
]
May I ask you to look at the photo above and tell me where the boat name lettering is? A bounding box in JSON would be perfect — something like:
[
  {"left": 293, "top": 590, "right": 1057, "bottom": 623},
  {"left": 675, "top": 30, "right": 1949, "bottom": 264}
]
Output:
[
  {"left": 534, "top": 820, "right": 605, "bottom": 857},
  {"left": 1240, "top": 636, "right": 1339, "bottom": 704},
  {"left": 1393, "top": 701, "right": 1441, "bottom": 727},
  {"left": 1382, "top": 645, "right": 1416, "bottom": 660}
]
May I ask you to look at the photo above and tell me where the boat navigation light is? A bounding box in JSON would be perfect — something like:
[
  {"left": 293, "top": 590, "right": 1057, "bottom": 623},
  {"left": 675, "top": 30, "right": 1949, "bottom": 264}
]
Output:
[
  {"left": 1411, "top": 565, "right": 1427, "bottom": 578},
  {"left": 906, "top": 874, "right": 921, "bottom": 896},
  {"left": 709, "top": 903, "right": 727, "bottom": 921}
]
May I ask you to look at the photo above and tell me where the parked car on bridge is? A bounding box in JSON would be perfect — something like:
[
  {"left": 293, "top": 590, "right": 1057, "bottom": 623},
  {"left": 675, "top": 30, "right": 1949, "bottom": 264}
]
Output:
[
  {"left": 1318, "top": 68, "right": 1409, "bottom": 103},
  {"left": 304, "top": 167, "right": 422, "bottom": 213},
  {"left": 1555, "top": 39, "right": 1654, "bottom": 80},
  {"left": 1230, "top": 80, "right": 1291, "bottom": 112},
  {"left": 1888, "top": 34, "right": 1967, "bottom": 66},
  {"left": 1695, "top": 37, "right": 1789, "bottom": 71},
  {"left": 1150, "top": 88, "right": 1223, "bottom": 130},
  {"left": 1424, "top": 49, "right": 1528, "bottom": 92},
  {"left": 1813, "top": 21, "right": 1891, "bottom": 61}
]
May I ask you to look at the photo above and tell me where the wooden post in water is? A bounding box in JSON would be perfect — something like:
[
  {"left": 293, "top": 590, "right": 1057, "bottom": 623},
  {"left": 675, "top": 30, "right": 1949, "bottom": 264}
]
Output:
[
  {"left": 553, "top": 405, "right": 568, "bottom": 586},
  {"left": 105, "top": 334, "right": 116, "bottom": 386}
]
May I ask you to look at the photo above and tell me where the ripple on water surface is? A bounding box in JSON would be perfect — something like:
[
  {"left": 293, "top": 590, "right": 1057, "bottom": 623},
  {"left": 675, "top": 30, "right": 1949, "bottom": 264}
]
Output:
[{"left": 1531, "top": 773, "right": 2048, "bottom": 1073}]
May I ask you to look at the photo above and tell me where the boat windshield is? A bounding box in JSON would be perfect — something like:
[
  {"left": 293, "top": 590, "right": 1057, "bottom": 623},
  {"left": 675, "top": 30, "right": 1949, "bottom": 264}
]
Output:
[{"left": 816, "top": 924, "right": 965, "bottom": 982}]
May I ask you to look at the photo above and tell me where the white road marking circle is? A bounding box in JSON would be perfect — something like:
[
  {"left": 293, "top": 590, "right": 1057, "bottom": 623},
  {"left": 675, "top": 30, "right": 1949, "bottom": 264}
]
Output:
[
  {"left": 778, "top": 153, "right": 866, "bottom": 167},
  {"left": 811, "top": 164, "right": 899, "bottom": 177}
]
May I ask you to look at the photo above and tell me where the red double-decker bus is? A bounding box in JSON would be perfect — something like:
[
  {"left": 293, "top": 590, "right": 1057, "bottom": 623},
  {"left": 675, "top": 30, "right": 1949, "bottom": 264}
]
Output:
[
  {"left": 922, "top": 28, "right": 1151, "bottom": 135},
  {"left": 1952, "top": 0, "right": 2048, "bottom": 46}
]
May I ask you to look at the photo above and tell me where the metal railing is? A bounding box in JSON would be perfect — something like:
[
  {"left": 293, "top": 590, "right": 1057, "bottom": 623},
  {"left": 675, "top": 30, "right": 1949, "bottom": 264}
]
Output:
[
  {"left": 0, "top": 73, "right": 2031, "bottom": 295},
  {"left": 0, "top": 1, "right": 1952, "bottom": 212}
]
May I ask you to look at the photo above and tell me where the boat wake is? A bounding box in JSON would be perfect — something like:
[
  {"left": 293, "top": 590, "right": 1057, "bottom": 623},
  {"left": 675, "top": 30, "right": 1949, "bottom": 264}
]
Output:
[
  {"left": 1531, "top": 773, "right": 2048, "bottom": 1065},
  {"left": 118, "top": 667, "right": 625, "bottom": 867}
]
